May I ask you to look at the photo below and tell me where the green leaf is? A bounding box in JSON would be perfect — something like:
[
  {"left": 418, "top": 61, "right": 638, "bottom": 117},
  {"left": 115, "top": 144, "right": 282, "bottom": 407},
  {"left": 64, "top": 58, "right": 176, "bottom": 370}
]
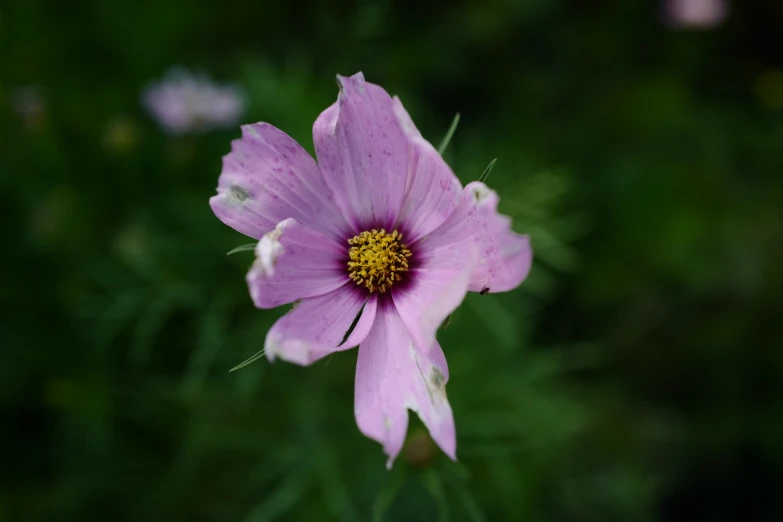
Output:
[
  {"left": 242, "top": 466, "right": 312, "bottom": 522},
  {"left": 467, "top": 293, "right": 518, "bottom": 351},
  {"left": 226, "top": 243, "right": 257, "bottom": 255},
  {"left": 478, "top": 158, "right": 497, "bottom": 183},
  {"left": 437, "top": 113, "right": 461, "bottom": 155},
  {"left": 421, "top": 470, "right": 450, "bottom": 522},
  {"left": 371, "top": 466, "right": 406, "bottom": 522},
  {"left": 443, "top": 473, "right": 486, "bottom": 522},
  {"left": 179, "top": 297, "right": 228, "bottom": 398}
]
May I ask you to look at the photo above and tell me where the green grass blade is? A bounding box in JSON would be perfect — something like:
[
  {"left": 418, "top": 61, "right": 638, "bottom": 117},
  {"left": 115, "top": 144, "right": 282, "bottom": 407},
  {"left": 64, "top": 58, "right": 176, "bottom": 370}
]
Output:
[
  {"left": 437, "top": 113, "right": 461, "bottom": 155},
  {"left": 478, "top": 158, "right": 497, "bottom": 183}
]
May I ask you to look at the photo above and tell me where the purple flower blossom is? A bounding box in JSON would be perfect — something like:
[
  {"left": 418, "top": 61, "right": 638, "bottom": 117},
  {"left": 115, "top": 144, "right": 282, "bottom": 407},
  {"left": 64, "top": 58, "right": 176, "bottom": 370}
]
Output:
[
  {"left": 662, "top": 0, "right": 728, "bottom": 29},
  {"left": 142, "top": 68, "right": 244, "bottom": 134},
  {"left": 210, "top": 73, "right": 532, "bottom": 467}
]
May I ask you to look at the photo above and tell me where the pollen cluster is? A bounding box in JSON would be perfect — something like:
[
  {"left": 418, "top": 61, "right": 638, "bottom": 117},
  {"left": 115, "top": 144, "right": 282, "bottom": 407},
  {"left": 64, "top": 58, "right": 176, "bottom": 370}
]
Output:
[{"left": 347, "top": 229, "right": 412, "bottom": 293}]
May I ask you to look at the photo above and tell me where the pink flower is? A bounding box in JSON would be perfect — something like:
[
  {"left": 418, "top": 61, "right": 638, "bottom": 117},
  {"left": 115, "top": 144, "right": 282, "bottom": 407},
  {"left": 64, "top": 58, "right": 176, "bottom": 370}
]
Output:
[
  {"left": 662, "top": 0, "right": 728, "bottom": 29},
  {"left": 210, "top": 73, "right": 532, "bottom": 467},
  {"left": 142, "top": 68, "right": 244, "bottom": 135}
]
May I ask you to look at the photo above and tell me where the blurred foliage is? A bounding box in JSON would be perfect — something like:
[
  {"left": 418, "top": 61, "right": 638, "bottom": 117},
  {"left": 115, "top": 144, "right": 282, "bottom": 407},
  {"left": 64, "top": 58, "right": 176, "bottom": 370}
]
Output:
[{"left": 3, "top": 0, "right": 783, "bottom": 521}]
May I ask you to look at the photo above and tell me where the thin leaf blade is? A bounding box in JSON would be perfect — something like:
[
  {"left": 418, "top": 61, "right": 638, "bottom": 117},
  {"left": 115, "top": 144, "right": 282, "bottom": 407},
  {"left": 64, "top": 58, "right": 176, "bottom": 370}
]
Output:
[
  {"left": 227, "top": 243, "right": 257, "bottom": 255},
  {"left": 437, "top": 113, "right": 461, "bottom": 155},
  {"left": 478, "top": 158, "right": 497, "bottom": 183}
]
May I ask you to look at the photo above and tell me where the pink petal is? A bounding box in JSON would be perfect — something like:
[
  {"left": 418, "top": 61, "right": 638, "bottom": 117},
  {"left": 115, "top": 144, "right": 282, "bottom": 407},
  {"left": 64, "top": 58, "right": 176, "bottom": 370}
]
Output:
[
  {"left": 465, "top": 182, "right": 533, "bottom": 294},
  {"left": 392, "top": 186, "right": 482, "bottom": 353},
  {"left": 312, "top": 73, "right": 408, "bottom": 232},
  {"left": 394, "top": 112, "right": 463, "bottom": 242},
  {"left": 246, "top": 218, "right": 349, "bottom": 309},
  {"left": 265, "top": 289, "right": 377, "bottom": 366},
  {"left": 391, "top": 95, "right": 422, "bottom": 140},
  {"left": 355, "top": 299, "right": 456, "bottom": 468},
  {"left": 210, "top": 123, "right": 348, "bottom": 241}
]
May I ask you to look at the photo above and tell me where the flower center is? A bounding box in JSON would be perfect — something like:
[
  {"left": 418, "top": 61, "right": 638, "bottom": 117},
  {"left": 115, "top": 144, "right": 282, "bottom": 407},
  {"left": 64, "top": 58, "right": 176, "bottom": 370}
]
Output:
[{"left": 347, "top": 229, "right": 412, "bottom": 293}]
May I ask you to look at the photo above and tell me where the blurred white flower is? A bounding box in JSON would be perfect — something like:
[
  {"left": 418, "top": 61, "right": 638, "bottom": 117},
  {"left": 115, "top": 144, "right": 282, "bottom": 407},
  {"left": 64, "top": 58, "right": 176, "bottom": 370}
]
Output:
[
  {"left": 663, "top": 0, "right": 728, "bottom": 29},
  {"left": 142, "top": 68, "right": 245, "bottom": 134}
]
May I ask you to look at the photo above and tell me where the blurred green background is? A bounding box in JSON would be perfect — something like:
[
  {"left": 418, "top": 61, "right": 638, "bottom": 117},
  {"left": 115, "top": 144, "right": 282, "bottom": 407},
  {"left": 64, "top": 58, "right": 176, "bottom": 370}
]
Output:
[{"left": 3, "top": 0, "right": 783, "bottom": 521}]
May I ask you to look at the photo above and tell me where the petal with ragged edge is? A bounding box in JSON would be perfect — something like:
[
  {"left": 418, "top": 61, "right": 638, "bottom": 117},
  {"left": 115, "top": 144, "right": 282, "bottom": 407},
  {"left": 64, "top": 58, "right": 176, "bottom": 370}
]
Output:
[
  {"left": 210, "top": 123, "right": 348, "bottom": 241},
  {"left": 246, "top": 218, "right": 349, "bottom": 309},
  {"left": 465, "top": 182, "right": 532, "bottom": 294},
  {"left": 392, "top": 186, "right": 482, "bottom": 354},
  {"left": 313, "top": 73, "right": 408, "bottom": 232},
  {"left": 265, "top": 289, "right": 377, "bottom": 366},
  {"left": 355, "top": 299, "right": 456, "bottom": 468}
]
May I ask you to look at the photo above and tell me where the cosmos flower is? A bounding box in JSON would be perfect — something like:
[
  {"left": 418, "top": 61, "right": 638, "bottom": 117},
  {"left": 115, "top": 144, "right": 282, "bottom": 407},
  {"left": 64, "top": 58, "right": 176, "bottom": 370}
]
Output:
[
  {"left": 662, "top": 0, "right": 728, "bottom": 29},
  {"left": 142, "top": 67, "right": 245, "bottom": 135},
  {"left": 210, "top": 73, "right": 532, "bottom": 467}
]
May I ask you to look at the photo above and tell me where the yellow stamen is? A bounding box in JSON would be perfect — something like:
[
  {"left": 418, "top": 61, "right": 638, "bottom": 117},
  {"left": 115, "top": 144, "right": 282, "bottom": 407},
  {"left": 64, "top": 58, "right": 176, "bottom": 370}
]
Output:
[{"left": 347, "top": 229, "right": 412, "bottom": 293}]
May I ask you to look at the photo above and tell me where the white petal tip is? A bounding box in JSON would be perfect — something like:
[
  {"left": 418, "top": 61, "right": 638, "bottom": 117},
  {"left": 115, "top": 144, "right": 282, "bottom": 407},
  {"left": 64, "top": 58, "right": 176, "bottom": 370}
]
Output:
[
  {"left": 251, "top": 219, "right": 293, "bottom": 278},
  {"left": 470, "top": 182, "right": 495, "bottom": 203}
]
